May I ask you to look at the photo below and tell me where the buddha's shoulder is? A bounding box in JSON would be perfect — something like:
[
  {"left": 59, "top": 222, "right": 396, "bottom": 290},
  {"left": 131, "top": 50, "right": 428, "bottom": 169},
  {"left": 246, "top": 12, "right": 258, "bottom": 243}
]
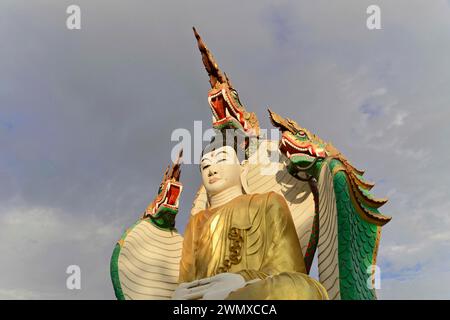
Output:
[
  {"left": 193, "top": 192, "right": 287, "bottom": 217},
  {"left": 245, "top": 191, "right": 287, "bottom": 206},
  {"left": 240, "top": 192, "right": 290, "bottom": 227},
  {"left": 234, "top": 193, "right": 289, "bottom": 221}
]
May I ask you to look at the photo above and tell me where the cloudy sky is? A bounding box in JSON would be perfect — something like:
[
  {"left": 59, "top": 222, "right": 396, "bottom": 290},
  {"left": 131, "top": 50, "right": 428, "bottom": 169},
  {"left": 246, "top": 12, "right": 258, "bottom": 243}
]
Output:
[{"left": 1, "top": 0, "right": 449, "bottom": 299}]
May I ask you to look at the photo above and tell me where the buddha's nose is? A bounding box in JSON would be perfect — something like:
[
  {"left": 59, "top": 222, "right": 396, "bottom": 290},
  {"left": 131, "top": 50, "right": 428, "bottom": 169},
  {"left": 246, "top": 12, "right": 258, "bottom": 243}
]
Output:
[{"left": 208, "top": 168, "right": 217, "bottom": 177}]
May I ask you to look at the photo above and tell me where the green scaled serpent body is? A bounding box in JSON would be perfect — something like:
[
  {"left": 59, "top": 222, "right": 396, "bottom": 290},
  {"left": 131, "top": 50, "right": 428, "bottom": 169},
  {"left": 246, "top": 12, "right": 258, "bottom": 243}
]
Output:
[
  {"left": 331, "top": 160, "right": 380, "bottom": 299},
  {"left": 270, "top": 110, "right": 391, "bottom": 300}
]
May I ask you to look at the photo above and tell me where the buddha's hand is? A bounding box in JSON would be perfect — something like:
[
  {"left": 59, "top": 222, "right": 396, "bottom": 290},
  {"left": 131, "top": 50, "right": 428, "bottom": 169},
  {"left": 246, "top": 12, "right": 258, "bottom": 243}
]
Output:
[{"left": 172, "top": 273, "right": 246, "bottom": 300}]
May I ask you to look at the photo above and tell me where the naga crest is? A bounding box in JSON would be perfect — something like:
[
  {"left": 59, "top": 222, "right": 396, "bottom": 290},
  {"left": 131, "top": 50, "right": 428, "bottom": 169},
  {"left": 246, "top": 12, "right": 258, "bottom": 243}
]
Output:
[
  {"left": 193, "top": 27, "right": 260, "bottom": 137},
  {"left": 269, "top": 109, "right": 391, "bottom": 226},
  {"left": 143, "top": 150, "right": 183, "bottom": 229}
]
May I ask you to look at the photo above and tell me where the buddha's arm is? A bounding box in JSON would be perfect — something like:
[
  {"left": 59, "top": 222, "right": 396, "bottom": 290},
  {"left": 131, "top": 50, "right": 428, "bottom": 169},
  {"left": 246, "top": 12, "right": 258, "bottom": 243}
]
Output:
[
  {"left": 178, "top": 215, "right": 196, "bottom": 283},
  {"left": 228, "top": 192, "right": 328, "bottom": 300},
  {"left": 260, "top": 192, "right": 308, "bottom": 275}
]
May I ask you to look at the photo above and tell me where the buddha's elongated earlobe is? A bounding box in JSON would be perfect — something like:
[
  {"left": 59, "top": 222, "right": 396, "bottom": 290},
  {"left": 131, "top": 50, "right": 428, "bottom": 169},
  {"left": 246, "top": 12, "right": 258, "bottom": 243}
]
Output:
[{"left": 240, "top": 160, "right": 250, "bottom": 194}]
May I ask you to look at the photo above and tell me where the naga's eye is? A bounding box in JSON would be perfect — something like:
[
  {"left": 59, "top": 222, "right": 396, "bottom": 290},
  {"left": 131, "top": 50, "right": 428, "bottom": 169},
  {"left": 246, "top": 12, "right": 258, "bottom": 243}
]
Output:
[{"left": 297, "top": 131, "right": 306, "bottom": 137}]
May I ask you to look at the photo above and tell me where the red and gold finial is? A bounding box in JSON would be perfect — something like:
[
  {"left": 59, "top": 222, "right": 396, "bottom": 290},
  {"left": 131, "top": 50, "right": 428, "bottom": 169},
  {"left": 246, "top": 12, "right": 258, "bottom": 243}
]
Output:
[{"left": 193, "top": 27, "right": 230, "bottom": 89}]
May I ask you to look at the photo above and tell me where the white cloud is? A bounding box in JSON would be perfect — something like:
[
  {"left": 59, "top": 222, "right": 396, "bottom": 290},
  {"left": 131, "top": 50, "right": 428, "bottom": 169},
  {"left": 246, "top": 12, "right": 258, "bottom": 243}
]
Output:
[{"left": 0, "top": 203, "right": 125, "bottom": 299}]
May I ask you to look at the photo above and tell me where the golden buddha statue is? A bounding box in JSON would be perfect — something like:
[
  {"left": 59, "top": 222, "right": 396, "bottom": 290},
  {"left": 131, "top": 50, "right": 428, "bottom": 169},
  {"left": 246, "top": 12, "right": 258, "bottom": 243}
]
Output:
[{"left": 172, "top": 135, "right": 328, "bottom": 300}]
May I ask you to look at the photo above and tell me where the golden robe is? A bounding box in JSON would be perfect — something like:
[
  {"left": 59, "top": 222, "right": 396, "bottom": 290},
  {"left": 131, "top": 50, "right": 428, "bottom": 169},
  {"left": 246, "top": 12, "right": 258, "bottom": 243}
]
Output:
[{"left": 179, "top": 191, "right": 328, "bottom": 300}]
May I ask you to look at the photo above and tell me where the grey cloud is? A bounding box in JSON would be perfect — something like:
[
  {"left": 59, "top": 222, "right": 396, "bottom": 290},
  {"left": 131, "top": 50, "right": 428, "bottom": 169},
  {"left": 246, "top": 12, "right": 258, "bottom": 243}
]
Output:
[{"left": 0, "top": 0, "right": 449, "bottom": 299}]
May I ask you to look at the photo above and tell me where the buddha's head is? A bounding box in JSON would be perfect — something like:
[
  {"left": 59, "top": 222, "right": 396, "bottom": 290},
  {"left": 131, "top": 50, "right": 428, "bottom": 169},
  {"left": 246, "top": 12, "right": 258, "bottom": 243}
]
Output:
[{"left": 200, "top": 130, "right": 249, "bottom": 197}]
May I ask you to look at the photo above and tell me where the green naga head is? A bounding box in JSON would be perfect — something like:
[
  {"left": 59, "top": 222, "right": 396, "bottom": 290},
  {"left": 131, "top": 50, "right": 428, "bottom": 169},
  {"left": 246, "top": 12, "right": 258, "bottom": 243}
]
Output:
[
  {"left": 193, "top": 27, "right": 260, "bottom": 137},
  {"left": 269, "top": 109, "right": 391, "bottom": 226},
  {"left": 268, "top": 109, "right": 330, "bottom": 177},
  {"left": 269, "top": 109, "right": 372, "bottom": 184},
  {"left": 143, "top": 150, "right": 183, "bottom": 230}
]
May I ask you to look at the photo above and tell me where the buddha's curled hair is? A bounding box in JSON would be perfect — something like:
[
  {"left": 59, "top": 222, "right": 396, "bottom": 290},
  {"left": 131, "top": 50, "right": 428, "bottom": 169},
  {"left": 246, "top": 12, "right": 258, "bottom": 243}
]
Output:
[{"left": 201, "top": 129, "right": 250, "bottom": 165}]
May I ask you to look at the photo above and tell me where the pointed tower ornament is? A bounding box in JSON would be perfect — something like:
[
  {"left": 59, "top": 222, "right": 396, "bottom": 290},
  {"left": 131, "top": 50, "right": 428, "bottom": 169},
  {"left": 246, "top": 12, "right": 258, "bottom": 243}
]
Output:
[{"left": 193, "top": 27, "right": 227, "bottom": 88}]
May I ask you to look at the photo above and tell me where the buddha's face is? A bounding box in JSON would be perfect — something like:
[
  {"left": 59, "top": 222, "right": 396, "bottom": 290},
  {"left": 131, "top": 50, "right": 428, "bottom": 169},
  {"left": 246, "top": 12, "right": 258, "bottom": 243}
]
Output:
[{"left": 200, "top": 146, "right": 242, "bottom": 196}]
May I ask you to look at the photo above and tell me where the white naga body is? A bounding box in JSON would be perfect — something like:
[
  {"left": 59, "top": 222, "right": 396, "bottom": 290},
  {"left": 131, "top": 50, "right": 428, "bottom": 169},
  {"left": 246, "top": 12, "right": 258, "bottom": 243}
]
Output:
[{"left": 113, "top": 219, "right": 183, "bottom": 300}]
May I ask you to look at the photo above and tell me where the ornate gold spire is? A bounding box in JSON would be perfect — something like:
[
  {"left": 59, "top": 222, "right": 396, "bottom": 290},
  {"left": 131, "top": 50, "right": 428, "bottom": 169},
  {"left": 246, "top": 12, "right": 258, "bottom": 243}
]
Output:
[{"left": 193, "top": 27, "right": 230, "bottom": 88}]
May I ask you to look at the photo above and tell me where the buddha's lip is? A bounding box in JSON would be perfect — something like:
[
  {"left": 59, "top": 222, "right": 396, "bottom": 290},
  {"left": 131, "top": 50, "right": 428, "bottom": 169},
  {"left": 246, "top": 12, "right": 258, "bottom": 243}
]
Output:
[{"left": 209, "top": 177, "right": 221, "bottom": 184}]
